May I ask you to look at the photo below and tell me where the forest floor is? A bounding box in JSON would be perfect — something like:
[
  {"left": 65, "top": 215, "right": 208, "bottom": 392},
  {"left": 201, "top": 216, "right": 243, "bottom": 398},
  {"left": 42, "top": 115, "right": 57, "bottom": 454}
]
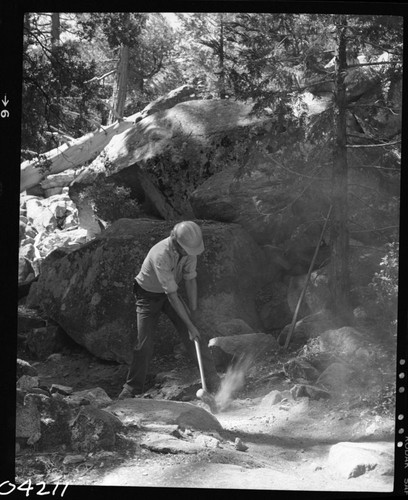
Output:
[{"left": 15, "top": 336, "right": 396, "bottom": 494}]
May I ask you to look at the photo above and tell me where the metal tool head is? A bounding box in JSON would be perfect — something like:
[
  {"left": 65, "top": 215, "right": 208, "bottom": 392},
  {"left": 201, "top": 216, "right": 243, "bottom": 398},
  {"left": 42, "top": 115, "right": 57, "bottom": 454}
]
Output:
[{"left": 196, "top": 388, "right": 219, "bottom": 414}]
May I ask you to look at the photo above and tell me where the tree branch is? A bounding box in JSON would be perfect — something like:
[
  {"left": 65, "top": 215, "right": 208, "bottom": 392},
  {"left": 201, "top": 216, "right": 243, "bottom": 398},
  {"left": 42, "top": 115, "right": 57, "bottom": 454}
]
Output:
[
  {"left": 347, "top": 61, "right": 402, "bottom": 69},
  {"left": 349, "top": 164, "right": 400, "bottom": 171},
  {"left": 268, "top": 154, "right": 331, "bottom": 180},
  {"left": 350, "top": 225, "right": 399, "bottom": 233},
  {"left": 347, "top": 103, "right": 401, "bottom": 112},
  {"left": 346, "top": 140, "right": 401, "bottom": 148},
  {"left": 85, "top": 70, "right": 116, "bottom": 84}
]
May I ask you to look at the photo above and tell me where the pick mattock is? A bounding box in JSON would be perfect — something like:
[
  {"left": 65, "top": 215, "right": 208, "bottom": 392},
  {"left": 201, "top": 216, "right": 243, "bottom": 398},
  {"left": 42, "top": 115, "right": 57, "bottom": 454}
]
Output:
[{"left": 179, "top": 296, "right": 218, "bottom": 413}]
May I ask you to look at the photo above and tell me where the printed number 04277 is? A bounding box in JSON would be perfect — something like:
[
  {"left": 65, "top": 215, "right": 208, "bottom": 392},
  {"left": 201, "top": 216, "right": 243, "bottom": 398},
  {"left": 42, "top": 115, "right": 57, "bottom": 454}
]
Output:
[{"left": 0, "top": 480, "right": 68, "bottom": 496}]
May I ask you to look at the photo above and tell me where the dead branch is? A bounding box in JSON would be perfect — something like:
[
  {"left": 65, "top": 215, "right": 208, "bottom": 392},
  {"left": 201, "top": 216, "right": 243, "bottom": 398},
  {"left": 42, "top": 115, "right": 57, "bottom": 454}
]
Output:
[
  {"left": 84, "top": 70, "right": 116, "bottom": 84},
  {"left": 347, "top": 140, "right": 401, "bottom": 149}
]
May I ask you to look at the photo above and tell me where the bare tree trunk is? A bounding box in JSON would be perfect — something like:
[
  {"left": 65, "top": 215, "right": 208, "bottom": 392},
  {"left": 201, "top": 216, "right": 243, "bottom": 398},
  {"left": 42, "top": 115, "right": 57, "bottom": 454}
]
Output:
[
  {"left": 51, "top": 13, "right": 60, "bottom": 50},
  {"left": 218, "top": 15, "right": 225, "bottom": 99},
  {"left": 218, "top": 14, "right": 226, "bottom": 99},
  {"left": 108, "top": 12, "right": 130, "bottom": 123},
  {"left": 329, "top": 16, "right": 352, "bottom": 321},
  {"left": 108, "top": 44, "right": 129, "bottom": 123},
  {"left": 20, "top": 120, "right": 136, "bottom": 192},
  {"left": 24, "top": 13, "right": 31, "bottom": 36}
]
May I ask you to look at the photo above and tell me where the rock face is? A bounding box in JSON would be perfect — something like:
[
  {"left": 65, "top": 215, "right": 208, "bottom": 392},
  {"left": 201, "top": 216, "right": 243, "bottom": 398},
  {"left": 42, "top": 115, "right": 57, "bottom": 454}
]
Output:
[{"left": 26, "top": 219, "right": 266, "bottom": 363}]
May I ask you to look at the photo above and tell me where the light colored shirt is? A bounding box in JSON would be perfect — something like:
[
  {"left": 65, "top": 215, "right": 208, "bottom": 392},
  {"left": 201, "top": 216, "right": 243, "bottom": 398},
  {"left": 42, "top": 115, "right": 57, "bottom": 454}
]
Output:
[{"left": 135, "top": 236, "right": 197, "bottom": 294}]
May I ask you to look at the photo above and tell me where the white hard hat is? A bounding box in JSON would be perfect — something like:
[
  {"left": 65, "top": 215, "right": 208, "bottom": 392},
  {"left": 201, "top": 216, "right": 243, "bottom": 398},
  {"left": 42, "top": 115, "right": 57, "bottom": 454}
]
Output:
[{"left": 173, "top": 221, "right": 204, "bottom": 255}]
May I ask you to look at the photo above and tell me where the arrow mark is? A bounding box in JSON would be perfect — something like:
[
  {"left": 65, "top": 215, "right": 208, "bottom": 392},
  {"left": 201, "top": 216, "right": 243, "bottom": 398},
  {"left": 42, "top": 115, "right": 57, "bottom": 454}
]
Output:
[{"left": 2, "top": 95, "right": 9, "bottom": 107}]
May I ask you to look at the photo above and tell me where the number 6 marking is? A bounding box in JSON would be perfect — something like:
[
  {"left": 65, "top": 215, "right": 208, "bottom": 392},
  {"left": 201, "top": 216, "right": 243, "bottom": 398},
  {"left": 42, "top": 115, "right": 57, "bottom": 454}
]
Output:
[{"left": 1, "top": 110, "right": 9, "bottom": 118}]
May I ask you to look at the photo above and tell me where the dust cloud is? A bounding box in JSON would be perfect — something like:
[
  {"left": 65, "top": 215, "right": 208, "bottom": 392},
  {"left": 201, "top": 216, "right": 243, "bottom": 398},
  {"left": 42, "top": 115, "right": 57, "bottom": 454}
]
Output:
[{"left": 215, "top": 353, "right": 255, "bottom": 411}]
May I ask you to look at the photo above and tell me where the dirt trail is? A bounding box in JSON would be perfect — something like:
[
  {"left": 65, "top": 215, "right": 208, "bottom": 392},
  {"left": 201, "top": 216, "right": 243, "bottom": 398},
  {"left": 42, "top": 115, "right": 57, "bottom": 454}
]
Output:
[
  {"left": 64, "top": 396, "right": 394, "bottom": 491},
  {"left": 17, "top": 344, "right": 395, "bottom": 492}
]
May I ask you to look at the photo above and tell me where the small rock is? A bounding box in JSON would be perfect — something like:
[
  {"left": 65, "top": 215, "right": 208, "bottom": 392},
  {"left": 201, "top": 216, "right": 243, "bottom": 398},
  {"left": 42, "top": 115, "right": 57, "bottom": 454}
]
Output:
[
  {"left": 260, "top": 390, "right": 282, "bottom": 407},
  {"left": 71, "top": 406, "right": 123, "bottom": 453},
  {"left": 27, "top": 387, "right": 50, "bottom": 397},
  {"left": 47, "top": 353, "right": 63, "bottom": 363},
  {"left": 51, "top": 384, "right": 74, "bottom": 396},
  {"left": 290, "top": 384, "right": 330, "bottom": 400},
  {"left": 17, "top": 375, "right": 39, "bottom": 392},
  {"left": 16, "top": 390, "right": 42, "bottom": 442},
  {"left": 66, "top": 387, "right": 112, "bottom": 408},
  {"left": 194, "top": 434, "right": 221, "bottom": 449},
  {"left": 234, "top": 437, "right": 248, "bottom": 452},
  {"left": 280, "top": 390, "right": 294, "bottom": 401},
  {"left": 316, "top": 362, "right": 353, "bottom": 390},
  {"left": 16, "top": 359, "right": 38, "bottom": 379},
  {"left": 63, "top": 454, "right": 86, "bottom": 465},
  {"left": 283, "top": 358, "right": 321, "bottom": 382},
  {"left": 142, "top": 423, "right": 181, "bottom": 435},
  {"left": 141, "top": 433, "right": 201, "bottom": 454}
]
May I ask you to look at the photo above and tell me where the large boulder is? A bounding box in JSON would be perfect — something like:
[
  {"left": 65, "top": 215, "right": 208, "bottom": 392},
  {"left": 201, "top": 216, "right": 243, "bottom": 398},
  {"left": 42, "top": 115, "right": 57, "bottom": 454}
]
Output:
[
  {"left": 190, "top": 163, "right": 335, "bottom": 265},
  {"left": 26, "top": 219, "right": 267, "bottom": 363},
  {"left": 277, "top": 310, "right": 340, "bottom": 348},
  {"left": 69, "top": 99, "right": 271, "bottom": 223}
]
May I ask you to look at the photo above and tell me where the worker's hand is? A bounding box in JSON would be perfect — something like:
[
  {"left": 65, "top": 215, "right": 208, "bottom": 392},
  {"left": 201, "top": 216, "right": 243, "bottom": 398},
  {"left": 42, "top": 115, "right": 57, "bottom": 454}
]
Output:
[{"left": 188, "top": 324, "right": 201, "bottom": 341}]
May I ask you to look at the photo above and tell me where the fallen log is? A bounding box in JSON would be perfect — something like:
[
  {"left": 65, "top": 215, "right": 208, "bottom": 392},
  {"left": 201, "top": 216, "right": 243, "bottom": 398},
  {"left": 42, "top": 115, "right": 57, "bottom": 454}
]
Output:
[
  {"left": 20, "top": 85, "right": 197, "bottom": 193},
  {"left": 20, "top": 119, "right": 136, "bottom": 193}
]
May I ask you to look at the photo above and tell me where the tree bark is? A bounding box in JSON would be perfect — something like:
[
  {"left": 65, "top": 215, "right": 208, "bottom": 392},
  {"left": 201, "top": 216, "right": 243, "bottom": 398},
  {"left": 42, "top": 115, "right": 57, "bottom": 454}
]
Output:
[
  {"left": 108, "top": 44, "right": 129, "bottom": 123},
  {"left": 218, "top": 14, "right": 226, "bottom": 99},
  {"left": 51, "top": 13, "right": 60, "bottom": 50},
  {"left": 329, "top": 16, "right": 352, "bottom": 320}
]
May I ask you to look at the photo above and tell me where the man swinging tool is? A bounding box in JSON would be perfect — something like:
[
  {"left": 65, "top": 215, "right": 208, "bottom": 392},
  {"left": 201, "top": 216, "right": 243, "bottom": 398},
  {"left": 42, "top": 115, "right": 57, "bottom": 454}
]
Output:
[{"left": 118, "top": 221, "right": 220, "bottom": 400}]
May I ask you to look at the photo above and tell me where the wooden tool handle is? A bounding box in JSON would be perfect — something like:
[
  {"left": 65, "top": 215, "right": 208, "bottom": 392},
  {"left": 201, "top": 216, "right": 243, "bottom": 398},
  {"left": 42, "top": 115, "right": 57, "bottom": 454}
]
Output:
[{"left": 194, "top": 339, "right": 207, "bottom": 392}]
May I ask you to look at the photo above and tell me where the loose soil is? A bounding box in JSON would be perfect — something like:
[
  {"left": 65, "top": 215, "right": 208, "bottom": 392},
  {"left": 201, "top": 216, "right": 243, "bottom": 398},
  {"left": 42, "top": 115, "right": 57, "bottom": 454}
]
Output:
[{"left": 16, "top": 339, "right": 396, "bottom": 493}]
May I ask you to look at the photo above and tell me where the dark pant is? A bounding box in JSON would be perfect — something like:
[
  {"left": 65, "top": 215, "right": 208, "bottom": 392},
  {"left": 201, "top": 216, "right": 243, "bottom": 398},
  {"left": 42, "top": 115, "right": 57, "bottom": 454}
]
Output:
[{"left": 124, "top": 281, "right": 220, "bottom": 395}]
